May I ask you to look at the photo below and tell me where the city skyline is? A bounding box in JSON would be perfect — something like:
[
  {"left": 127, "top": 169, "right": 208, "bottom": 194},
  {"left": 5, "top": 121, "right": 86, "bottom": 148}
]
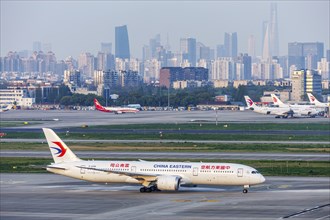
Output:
[{"left": 1, "top": 1, "right": 329, "bottom": 60}]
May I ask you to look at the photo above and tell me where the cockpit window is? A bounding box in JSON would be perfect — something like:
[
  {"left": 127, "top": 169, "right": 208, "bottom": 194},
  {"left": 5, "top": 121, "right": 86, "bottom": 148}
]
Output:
[{"left": 251, "top": 170, "right": 259, "bottom": 174}]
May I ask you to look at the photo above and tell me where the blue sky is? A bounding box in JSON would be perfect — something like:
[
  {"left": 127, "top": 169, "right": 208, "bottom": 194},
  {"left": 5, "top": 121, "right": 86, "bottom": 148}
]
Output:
[{"left": 1, "top": 1, "right": 329, "bottom": 59}]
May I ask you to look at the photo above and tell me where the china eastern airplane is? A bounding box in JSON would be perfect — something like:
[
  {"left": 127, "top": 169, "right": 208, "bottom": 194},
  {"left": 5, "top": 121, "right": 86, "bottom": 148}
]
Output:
[
  {"left": 244, "top": 96, "right": 293, "bottom": 118},
  {"left": 271, "top": 94, "right": 319, "bottom": 117},
  {"left": 94, "top": 98, "right": 139, "bottom": 114},
  {"left": 307, "top": 93, "right": 329, "bottom": 108},
  {"left": 43, "top": 128, "right": 265, "bottom": 193}
]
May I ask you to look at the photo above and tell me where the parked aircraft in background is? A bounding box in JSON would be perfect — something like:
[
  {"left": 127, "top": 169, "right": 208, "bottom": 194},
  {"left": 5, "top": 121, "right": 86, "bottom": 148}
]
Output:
[
  {"left": 271, "top": 94, "right": 319, "bottom": 117},
  {"left": 307, "top": 93, "right": 329, "bottom": 108},
  {"left": 43, "top": 128, "right": 265, "bottom": 193},
  {"left": 0, "top": 105, "right": 12, "bottom": 113},
  {"left": 94, "top": 99, "right": 139, "bottom": 114},
  {"left": 244, "top": 96, "right": 293, "bottom": 118}
]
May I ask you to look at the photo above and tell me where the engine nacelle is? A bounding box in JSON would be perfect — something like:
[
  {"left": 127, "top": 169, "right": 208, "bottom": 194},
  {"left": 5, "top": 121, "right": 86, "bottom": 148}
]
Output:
[{"left": 156, "top": 175, "right": 181, "bottom": 191}]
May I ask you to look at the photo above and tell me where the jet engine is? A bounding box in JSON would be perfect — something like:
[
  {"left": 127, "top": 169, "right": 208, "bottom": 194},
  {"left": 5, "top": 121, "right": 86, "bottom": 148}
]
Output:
[{"left": 156, "top": 175, "right": 181, "bottom": 191}]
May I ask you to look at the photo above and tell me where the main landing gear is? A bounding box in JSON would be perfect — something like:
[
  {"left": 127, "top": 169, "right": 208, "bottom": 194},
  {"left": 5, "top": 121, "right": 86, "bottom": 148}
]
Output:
[
  {"left": 243, "top": 185, "right": 250, "bottom": 193},
  {"left": 139, "top": 185, "right": 160, "bottom": 193}
]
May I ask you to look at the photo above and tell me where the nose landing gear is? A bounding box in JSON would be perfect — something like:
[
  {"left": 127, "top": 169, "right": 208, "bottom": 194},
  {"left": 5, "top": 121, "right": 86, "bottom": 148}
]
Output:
[{"left": 243, "top": 185, "right": 250, "bottom": 193}]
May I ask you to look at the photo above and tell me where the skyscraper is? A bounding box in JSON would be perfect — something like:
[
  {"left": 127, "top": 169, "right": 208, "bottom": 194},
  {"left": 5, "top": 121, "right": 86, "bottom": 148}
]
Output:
[
  {"left": 248, "top": 35, "right": 256, "bottom": 59},
  {"left": 115, "top": 25, "right": 130, "bottom": 59},
  {"left": 288, "top": 42, "right": 324, "bottom": 75},
  {"left": 224, "top": 32, "right": 237, "bottom": 58},
  {"left": 180, "top": 38, "right": 196, "bottom": 67},
  {"left": 269, "top": 3, "right": 279, "bottom": 57},
  {"left": 262, "top": 3, "right": 279, "bottom": 60},
  {"left": 101, "top": 43, "right": 112, "bottom": 54}
]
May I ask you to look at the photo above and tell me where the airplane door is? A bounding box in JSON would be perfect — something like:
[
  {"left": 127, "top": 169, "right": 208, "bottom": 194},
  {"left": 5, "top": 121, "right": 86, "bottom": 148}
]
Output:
[
  {"left": 193, "top": 167, "right": 198, "bottom": 176},
  {"left": 131, "top": 166, "right": 136, "bottom": 172},
  {"left": 237, "top": 168, "right": 243, "bottom": 177}
]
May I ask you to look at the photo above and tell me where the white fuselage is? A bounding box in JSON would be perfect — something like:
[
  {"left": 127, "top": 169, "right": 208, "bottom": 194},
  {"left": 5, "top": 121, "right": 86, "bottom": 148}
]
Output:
[{"left": 47, "top": 160, "right": 265, "bottom": 186}]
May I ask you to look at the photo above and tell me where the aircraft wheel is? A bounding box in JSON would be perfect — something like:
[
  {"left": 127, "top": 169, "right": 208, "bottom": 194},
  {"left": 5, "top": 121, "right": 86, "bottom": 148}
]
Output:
[
  {"left": 145, "top": 187, "right": 152, "bottom": 193},
  {"left": 243, "top": 189, "right": 248, "bottom": 193},
  {"left": 140, "top": 187, "right": 146, "bottom": 193},
  {"left": 150, "top": 186, "right": 156, "bottom": 191}
]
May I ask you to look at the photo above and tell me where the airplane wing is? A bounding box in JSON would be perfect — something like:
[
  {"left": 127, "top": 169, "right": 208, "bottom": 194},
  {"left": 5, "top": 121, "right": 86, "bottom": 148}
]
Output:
[
  {"left": 76, "top": 165, "right": 159, "bottom": 184},
  {"left": 47, "top": 165, "right": 67, "bottom": 170}
]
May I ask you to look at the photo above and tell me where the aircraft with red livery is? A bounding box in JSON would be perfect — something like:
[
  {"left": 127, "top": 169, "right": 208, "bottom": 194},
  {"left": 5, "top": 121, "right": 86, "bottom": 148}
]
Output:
[{"left": 94, "top": 98, "right": 139, "bottom": 114}]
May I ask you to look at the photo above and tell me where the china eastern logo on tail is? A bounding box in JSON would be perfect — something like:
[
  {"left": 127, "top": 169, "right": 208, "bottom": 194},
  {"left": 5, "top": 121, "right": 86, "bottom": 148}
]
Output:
[
  {"left": 50, "top": 141, "right": 67, "bottom": 157},
  {"left": 247, "top": 99, "right": 253, "bottom": 106}
]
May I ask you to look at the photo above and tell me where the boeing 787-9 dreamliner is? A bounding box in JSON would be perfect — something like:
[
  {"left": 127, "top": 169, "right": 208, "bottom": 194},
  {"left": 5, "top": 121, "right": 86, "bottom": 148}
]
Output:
[{"left": 43, "top": 128, "right": 265, "bottom": 193}]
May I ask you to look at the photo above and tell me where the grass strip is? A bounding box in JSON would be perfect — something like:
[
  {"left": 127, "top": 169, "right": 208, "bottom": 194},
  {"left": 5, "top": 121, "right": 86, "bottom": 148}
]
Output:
[{"left": 1, "top": 142, "right": 329, "bottom": 153}]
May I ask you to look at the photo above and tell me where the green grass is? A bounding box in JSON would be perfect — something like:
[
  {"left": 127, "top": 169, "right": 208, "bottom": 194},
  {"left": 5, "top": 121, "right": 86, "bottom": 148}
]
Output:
[
  {"left": 4, "top": 131, "right": 330, "bottom": 142},
  {"left": 1, "top": 142, "right": 329, "bottom": 153},
  {"left": 90, "top": 123, "right": 330, "bottom": 131},
  {"left": 1, "top": 157, "right": 329, "bottom": 177}
]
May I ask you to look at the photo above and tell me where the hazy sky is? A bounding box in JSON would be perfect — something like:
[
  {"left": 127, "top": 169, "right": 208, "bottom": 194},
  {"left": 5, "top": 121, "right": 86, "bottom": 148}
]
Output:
[{"left": 1, "top": 0, "right": 329, "bottom": 60}]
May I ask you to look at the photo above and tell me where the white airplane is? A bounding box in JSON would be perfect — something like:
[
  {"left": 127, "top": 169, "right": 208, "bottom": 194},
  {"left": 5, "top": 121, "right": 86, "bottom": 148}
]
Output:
[
  {"left": 43, "top": 128, "right": 265, "bottom": 193},
  {"left": 0, "top": 104, "right": 12, "bottom": 113},
  {"left": 271, "top": 94, "right": 319, "bottom": 117},
  {"left": 307, "top": 93, "right": 329, "bottom": 108},
  {"left": 94, "top": 98, "right": 139, "bottom": 114},
  {"left": 244, "top": 96, "right": 293, "bottom": 118}
]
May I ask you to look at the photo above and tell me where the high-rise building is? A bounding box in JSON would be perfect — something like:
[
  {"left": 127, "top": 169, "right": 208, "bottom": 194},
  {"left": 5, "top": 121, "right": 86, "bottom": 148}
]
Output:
[
  {"left": 269, "top": 3, "right": 279, "bottom": 57},
  {"left": 262, "top": 3, "right": 279, "bottom": 60},
  {"left": 149, "top": 34, "right": 161, "bottom": 59},
  {"left": 248, "top": 35, "right": 256, "bottom": 59},
  {"left": 216, "top": 45, "right": 226, "bottom": 58},
  {"left": 115, "top": 25, "right": 130, "bottom": 59},
  {"left": 326, "top": 49, "right": 330, "bottom": 62},
  {"left": 237, "top": 53, "right": 252, "bottom": 80},
  {"left": 317, "top": 58, "right": 330, "bottom": 79},
  {"left": 262, "top": 23, "right": 271, "bottom": 61},
  {"left": 288, "top": 42, "right": 324, "bottom": 76},
  {"left": 78, "top": 53, "right": 95, "bottom": 78},
  {"left": 291, "top": 69, "right": 321, "bottom": 101},
  {"left": 180, "top": 38, "right": 196, "bottom": 67},
  {"left": 101, "top": 43, "right": 112, "bottom": 54},
  {"left": 224, "top": 32, "right": 238, "bottom": 58}
]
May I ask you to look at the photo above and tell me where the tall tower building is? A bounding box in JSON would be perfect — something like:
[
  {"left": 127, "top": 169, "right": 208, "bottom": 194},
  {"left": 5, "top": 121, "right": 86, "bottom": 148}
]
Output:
[
  {"left": 224, "top": 32, "right": 238, "bottom": 58},
  {"left": 115, "top": 25, "right": 130, "bottom": 59},
  {"left": 269, "top": 3, "right": 279, "bottom": 57},
  {"left": 262, "top": 3, "right": 280, "bottom": 60},
  {"left": 262, "top": 23, "right": 271, "bottom": 61}
]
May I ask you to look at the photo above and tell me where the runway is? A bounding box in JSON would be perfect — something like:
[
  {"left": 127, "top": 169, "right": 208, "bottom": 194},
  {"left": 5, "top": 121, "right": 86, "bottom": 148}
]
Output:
[
  {"left": 1, "top": 110, "right": 329, "bottom": 129},
  {"left": 1, "top": 150, "right": 329, "bottom": 161},
  {"left": 1, "top": 174, "right": 329, "bottom": 220}
]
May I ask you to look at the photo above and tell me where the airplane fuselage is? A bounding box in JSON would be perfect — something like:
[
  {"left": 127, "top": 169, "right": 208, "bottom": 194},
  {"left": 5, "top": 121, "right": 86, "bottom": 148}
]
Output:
[{"left": 48, "top": 160, "right": 265, "bottom": 186}]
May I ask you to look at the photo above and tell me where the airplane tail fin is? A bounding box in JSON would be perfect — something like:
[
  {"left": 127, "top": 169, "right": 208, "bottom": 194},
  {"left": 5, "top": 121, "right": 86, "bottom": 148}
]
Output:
[
  {"left": 271, "top": 94, "right": 287, "bottom": 107},
  {"left": 42, "top": 128, "right": 81, "bottom": 163},
  {"left": 307, "top": 93, "right": 321, "bottom": 105},
  {"left": 94, "top": 98, "right": 108, "bottom": 112},
  {"left": 244, "top": 96, "right": 256, "bottom": 109}
]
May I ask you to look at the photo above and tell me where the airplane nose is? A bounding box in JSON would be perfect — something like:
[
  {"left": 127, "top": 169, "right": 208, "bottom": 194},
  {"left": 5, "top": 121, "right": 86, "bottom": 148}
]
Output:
[{"left": 260, "top": 175, "right": 265, "bottom": 183}]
